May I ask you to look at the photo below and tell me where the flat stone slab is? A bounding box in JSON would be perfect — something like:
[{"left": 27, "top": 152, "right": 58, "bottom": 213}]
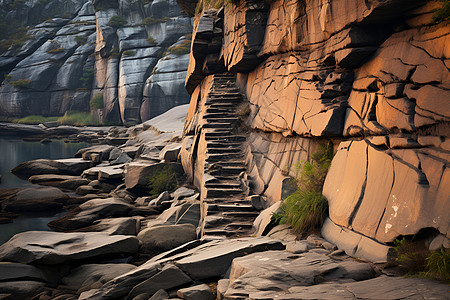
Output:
[{"left": 0, "top": 231, "right": 139, "bottom": 264}]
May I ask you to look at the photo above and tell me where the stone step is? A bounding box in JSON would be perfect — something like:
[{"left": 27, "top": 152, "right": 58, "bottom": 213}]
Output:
[
  {"left": 209, "top": 166, "right": 246, "bottom": 176},
  {"left": 205, "top": 107, "right": 236, "bottom": 114},
  {"left": 203, "top": 198, "right": 252, "bottom": 205},
  {"left": 204, "top": 117, "right": 240, "bottom": 123},
  {"left": 205, "top": 134, "right": 247, "bottom": 142},
  {"left": 224, "top": 222, "right": 253, "bottom": 230},
  {"left": 206, "top": 153, "right": 244, "bottom": 162},
  {"left": 223, "top": 211, "right": 260, "bottom": 218},
  {"left": 204, "top": 181, "right": 242, "bottom": 189},
  {"left": 207, "top": 94, "right": 241, "bottom": 100},
  {"left": 203, "top": 113, "right": 236, "bottom": 119},
  {"left": 207, "top": 103, "right": 237, "bottom": 109},
  {"left": 204, "top": 187, "right": 245, "bottom": 198},
  {"left": 209, "top": 92, "right": 241, "bottom": 97},
  {"left": 202, "top": 122, "right": 234, "bottom": 129},
  {"left": 207, "top": 147, "right": 242, "bottom": 154},
  {"left": 209, "top": 204, "right": 255, "bottom": 212},
  {"left": 206, "top": 141, "right": 242, "bottom": 148}
]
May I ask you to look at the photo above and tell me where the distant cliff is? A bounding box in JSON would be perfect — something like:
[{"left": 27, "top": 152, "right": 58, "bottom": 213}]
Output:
[
  {"left": 0, "top": 0, "right": 192, "bottom": 125},
  {"left": 179, "top": 0, "right": 450, "bottom": 259}
]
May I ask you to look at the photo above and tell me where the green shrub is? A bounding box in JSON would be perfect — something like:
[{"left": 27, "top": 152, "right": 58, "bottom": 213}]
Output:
[
  {"left": 146, "top": 166, "right": 180, "bottom": 196},
  {"left": 425, "top": 248, "right": 450, "bottom": 282},
  {"left": 80, "top": 67, "right": 94, "bottom": 88},
  {"left": 15, "top": 115, "right": 59, "bottom": 124},
  {"left": 74, "top": 35, "right": 88, "bottom": 45},
  {"left": 11, "top": 79, "right": 32, "bottom": 89},
  {"left": 432, "top": 0, "right": 450, "bottom": 23},
  {"left": 394, "top": 238, "right": 450, "bottom": 283},
  {"left": 0, "top": 26, "right": 31, "bottom": 53},
  {"left": 142, "top": 16, "right": 170, "bottom": 25},
  {"left": 166, "top": 40, "right": 191, "bottom": 56},
  {"left": 123, "top": 50, "right": 136, "bottom": 56},
  {"left": 47, "top": 47, "right": 63, "bottom": 54},
  {"left": 4, "top": 74, "right": 12, "bottom": 82},
  {"left": 57, "top": 111, "right": 99, "bottom": 126},
  {"left": 280, "top": 190, "right": 328, "bottom": 234},
  {"left": 107, "top": 15, "right": 127, "bottom": 28},
  {"left": 147, "top": 36, "right": 157, "bottom": 44},
  {"left": 274, "top": 142, "right": 333, "bottom": 236},
  {"left": 90, "top": 94, "right": 104, "bottom": 109}
]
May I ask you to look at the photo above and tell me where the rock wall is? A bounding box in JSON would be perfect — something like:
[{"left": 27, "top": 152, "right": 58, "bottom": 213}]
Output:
[
  {"left": 180, "top": 0, "right": 450, "bottom": 255},
  {"left": 0, "top": 0, "right": 192, "bottom": 125}
]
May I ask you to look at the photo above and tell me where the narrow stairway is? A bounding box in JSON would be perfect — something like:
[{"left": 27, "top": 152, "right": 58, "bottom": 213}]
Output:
[{"left": 200, "top": 74, "right": 259, "bottom": 238}]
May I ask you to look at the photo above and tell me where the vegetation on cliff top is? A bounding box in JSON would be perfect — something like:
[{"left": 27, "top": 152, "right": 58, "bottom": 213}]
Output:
[
  {"left": 432, "top": 0, "right": 450, "bottom": 23},
  {"left": 107, "top": 15, "right": 127, "bottom": 28},
  {"left": 273, "top": 142, "right": 333, "bottom": 237}
]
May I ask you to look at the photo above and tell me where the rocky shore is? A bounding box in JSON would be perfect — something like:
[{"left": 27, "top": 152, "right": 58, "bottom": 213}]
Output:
[{"left": 0, "top": 104, "right": 447, "bottom": 300}]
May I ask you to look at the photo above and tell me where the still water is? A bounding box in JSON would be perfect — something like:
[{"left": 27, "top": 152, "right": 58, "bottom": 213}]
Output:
[{"left": 0, "top": 138, "right": 90, "bottom": 244}]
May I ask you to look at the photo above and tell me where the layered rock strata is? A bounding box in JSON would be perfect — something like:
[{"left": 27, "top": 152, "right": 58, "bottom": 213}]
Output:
[
  {"left": 179, "top": 0, "right": 450, "bottom": 260},
  {"left": 0, "top": 0, "right": 192, "bottom": 125}
]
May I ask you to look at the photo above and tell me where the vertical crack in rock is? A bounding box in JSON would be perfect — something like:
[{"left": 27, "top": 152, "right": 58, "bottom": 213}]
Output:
[{"left": 348, "top": 143, "right": 368, "bottom": 228}]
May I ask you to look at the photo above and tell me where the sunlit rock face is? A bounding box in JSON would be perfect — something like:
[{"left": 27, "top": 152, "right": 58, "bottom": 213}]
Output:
[
  {"left": 0, "top": 0, "right": 192, "bottom": 125},
  {"left": 179, "top": 0, "right": 449, "bottom": 253}
]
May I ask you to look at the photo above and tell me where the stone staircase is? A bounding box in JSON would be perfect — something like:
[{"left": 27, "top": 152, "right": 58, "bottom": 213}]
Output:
[{"left": 200, "top": 74, "right": 259, "bottom": 238}]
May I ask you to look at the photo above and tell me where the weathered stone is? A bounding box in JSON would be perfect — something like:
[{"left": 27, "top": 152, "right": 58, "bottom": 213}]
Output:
[
  {"left": 124, "top": 162, "right": 184, "bottom": 192},
  {"left": 0, "top": 262, "right": 47, "bottom": 282},
  {"left": 137, "top": 224, "right": 197, "bottom": 254},
  {"left": 159, "top": 143, "right": 182, "bottom": 162},
  {"left": 11, "top": 158, "right": 94, "bottom": 179},
  {"left": 61, "top": 264, "right": 137, "bottom": 293},
  {"left": 128, "top": 264, "right": 193, "bottom": 299},
  {"left": 0, "top": 231, "right": 139, "bottom": 264},
  {"left": 3, "top": 186, "right": 69, "bottom": 213},
  {"left": 177, "top": 284, "right": 214, "bottom": 300}
]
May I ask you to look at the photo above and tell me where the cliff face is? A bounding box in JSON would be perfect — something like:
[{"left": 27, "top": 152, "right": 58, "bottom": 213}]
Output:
[
  {"left": 180, "top": 0, "right": 449, "bottom": 255},
  {"left": 0, "top": 0, "right": 192, "bottom": 125}
]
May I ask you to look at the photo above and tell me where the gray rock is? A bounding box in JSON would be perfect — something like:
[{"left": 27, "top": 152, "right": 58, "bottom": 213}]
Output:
[
  {"left": 0, "top": 231, "right": 139, "bottom": 264},
  {"left": 321, "top": 218, "right": 394, "bottom": 263},
  {"left": 3, "top": 186, "right": 69, "bottom": 213},
  {"left": 124, "top": 162, "right": 184, "bottom": 192},
  {"left": 11, "top": 158, "right": 94, "bottom": 179},
  {"left": 267, "top": 224, "right": 298, "bottom": 243},
  {"left": 253, "top": 201, "right": 281, "bottom": 236},
  {"left": 173, "top": 237, "right": 285, "bottom": 280},
  {"left": 28, "top": 174, "right": 90, "bottom": 190},
  {"left": 111, "top": 152, "right": 132, "bottom": 165},
  {"left": 148, "top": 289, "right": 169, "bottom": 300},
  {"left": 0, "top": 281, "right": 45, "bottom": 299},
  {"left": 285, "top": 240, "right": 312, "bottom": 254},
  {"left": 82, "top": 217, "right": 140, "bottom": 236},
  {"left": 61, "top": 263, "right": 137, "bottom": 293},
  {"left": 137, "top": 224, "right": 197, "bottom": 254},
  {"left": 148, "top": 191, "right": 170, "bottom": 207},
  {"left": 128, "top": 264, "right": 193, "bottom": 299},
  {"left": 159, "top": 143, "right": 182, "bottom": 162},
  {"left": 177, "top": 284, "right": 214, "bottom": 300},
  {"left": 0, "top": 262, "right": 47, "bottom": 282},
  {"left": 170, "top": 187, "right": 195, "bottom": 200},
  {"left": 217, "top": 279, "right": 229, "bottom": 300},
  {"left": 154, "top": 200, "right": 200, "bottom": 227}
]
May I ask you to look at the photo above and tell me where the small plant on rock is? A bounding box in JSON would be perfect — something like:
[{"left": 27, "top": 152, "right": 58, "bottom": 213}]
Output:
[
  {"left": 11, "top": 79, "right": 32, "bottom": 89},
  {"left": 90, "top": 93, "right": 104, "bottom": 109},
  {"left": 107, "top": 15, "right": 127, "bottom": 28},
  {"left": 123, "top": 50, "right": 136, "bottom": 56},
  {"left": 74, "top": 35, "right": 88, "bottom": 45},
  {"left": 146, "top": 166, "right": 180, "bottom": 196},
  {"left": 432, "top": 0, "right": 450, "bottom": 23},
  {"left": 147, "top": 36, "right": 157, "bottom": 44},
  {"left": 425, "top": 247, "right": 450, "bottom": 282},
  {"left": 47, "top": 47, "right": 63, "bottom": 54},
  {"left": 274, "top": 142, "right": 333, "bottom": 236}
]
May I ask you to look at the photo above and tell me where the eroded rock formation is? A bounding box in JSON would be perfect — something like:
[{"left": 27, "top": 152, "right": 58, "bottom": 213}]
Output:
[
  {"left": 0, "top": 0, "right": 192, "bottom": 125},
  {"left": 179, "top": 0, "right": 449, "bottom": 260}
]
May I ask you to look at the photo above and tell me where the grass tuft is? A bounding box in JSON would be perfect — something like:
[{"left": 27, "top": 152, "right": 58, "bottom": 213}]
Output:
[
  {"left": 90, "top": 94, "right": 104, "bottom": 109},
  {"left": 57, "top": 111, "right": 99, "bottom": 126},
  {"left": 146, "top": 166, "right": 180, "bottom": 196}
]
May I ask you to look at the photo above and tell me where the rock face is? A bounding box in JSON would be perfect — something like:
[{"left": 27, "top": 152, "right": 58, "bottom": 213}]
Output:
[
  {"left": 179, "top": 0, "right": 450, "bottom": 260},
  {"left": 0, "top": 0, "right": 192, "bottom": 125}
]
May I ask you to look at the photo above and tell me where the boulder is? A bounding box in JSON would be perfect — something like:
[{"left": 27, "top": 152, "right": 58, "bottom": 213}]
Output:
[
  {"left": 0, "top": 231, "right": 139, "bottom": 264},
  {"left": 76, "top": 217, "right": 140, "bottom": 236},
  {"left": 61, "top": 263, "right": 137, "bottom": 293},
  {"left": 3, "top": 186, "right": 69, "bottom": 213},
  {"left": 11, "top": 158, "right": 94, "bottom": 179},
  {"left": 177, "top": 284, "right": 214, "bottom": 300},
  {"left": 124, "top": 162, "right": 184, "bottom": 192},
  {"left": 223, "top": 250, "right": 375, "bottom": 299},
  {"left": 128, "top": 264, "right": 193, "bottom": 299},
  {"left": 153, "top": 199, "right": 200, "bottom": 227},
  {"left": 159, "top": 143, "right": 182, "bottom": 162},
  {"left": 0, "top": 281, "right": 45, "bottom": 299},
  {"left": 170, "top": 187, "right": 196, "bottom": 200},
  {"left": 0, "top": 262, "right": 47, "bottom": 282},
  {"left": 137, "top": 224, "right": 197, "bottom": 254},
  {"left": 28, "top": 174, "right": 90, "bottom": 190},
  {"left": 49, "top": 198, "right": 135, "bottom": 231}
]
